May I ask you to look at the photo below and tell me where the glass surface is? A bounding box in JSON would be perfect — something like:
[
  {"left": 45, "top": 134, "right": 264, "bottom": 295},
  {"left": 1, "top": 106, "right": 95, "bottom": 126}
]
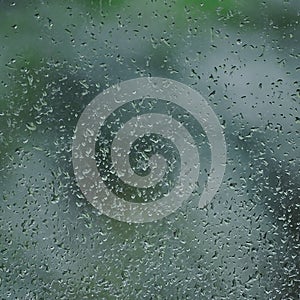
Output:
[{"left": 0, "top": 0, "right": 299, "bottom": 298}]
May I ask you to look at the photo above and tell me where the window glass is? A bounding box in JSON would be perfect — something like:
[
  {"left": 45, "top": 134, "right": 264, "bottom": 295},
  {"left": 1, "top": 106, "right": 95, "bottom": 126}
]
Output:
[{"left": 0, "top": 0, "right": 299, "bottom": 298}]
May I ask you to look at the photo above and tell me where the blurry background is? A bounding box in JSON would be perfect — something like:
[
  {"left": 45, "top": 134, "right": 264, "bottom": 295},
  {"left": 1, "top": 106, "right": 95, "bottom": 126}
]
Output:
[{"left": 0, "top": 0, "right": 299, "bottom": 299}]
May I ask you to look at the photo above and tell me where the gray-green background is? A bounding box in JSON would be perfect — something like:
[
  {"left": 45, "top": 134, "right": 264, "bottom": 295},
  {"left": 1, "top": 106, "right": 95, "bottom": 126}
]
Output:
[{"left": 0, "top": 0, "right": 299, "bottom": 299}]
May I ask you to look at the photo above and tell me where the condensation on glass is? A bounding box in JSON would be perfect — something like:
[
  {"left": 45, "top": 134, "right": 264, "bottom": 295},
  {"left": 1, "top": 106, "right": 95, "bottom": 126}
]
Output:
[{"left": 0, "top": 0, "right": 299, "bottom": 299}]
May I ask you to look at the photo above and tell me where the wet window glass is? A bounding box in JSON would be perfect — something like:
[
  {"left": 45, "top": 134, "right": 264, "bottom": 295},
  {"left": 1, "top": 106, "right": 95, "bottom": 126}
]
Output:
[{"left": 1, "top": 0, "right": 299, "bottom": 298}]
